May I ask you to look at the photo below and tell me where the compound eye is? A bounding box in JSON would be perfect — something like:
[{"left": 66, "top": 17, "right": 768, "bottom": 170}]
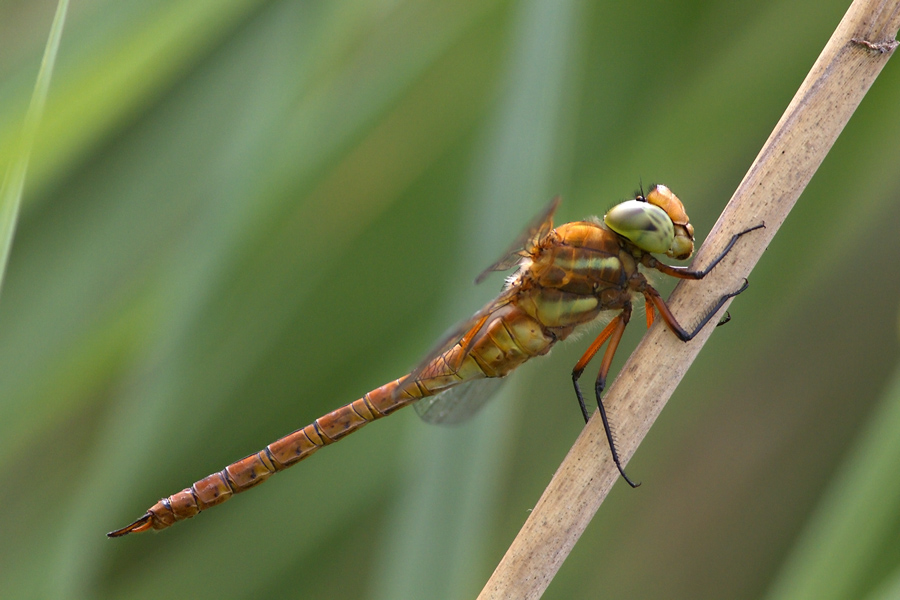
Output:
[{"left": 604, "top": 200, "right": 675, "bottom": 254}]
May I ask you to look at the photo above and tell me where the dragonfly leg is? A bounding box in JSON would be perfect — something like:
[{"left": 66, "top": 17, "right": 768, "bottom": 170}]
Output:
[
  {"left": 645, "top": 298, "right": 655, "bottom": 328},
  {"left": 644, "top": 278, "right": 749, "bottom": 342},
  {"left": 593, "top": 376, "right": 640, "bottom": 488},
  {"left": 649, "top": 223, "right": 764, "bottom": 281},
  {"left": 571, "top": 317, "right": 622, "bottom": 422},
  {"left": 571, "top": 303, "right": 640, "bottom": 488}
]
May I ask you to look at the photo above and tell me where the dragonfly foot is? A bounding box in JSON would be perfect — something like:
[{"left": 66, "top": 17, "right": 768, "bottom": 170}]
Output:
[
  {"left": 594, "top": 381, "right": 641, "bottom": 488},
  {"left": 618, "top": 467, "right": 641, "bottom": 488},
  {"left": 729, "top": 278, "right": 750, "bottom": 298}
]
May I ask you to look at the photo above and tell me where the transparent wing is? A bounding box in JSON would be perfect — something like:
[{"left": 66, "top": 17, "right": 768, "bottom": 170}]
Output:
[
  {"left": 392, "top": 286, "right": 518, "bottom": 403},
  {"left": 397, "top": 196, "right": 562, "bottom": 420},
  {"left": 413, "top": 376, "right": 506, "bottom": 424},
  {"left": 473, "top": 195, "right": 561, "bottom": 284}
]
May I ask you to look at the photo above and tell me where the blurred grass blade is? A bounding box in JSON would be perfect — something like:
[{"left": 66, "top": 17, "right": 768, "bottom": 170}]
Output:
[
  {"left": 866, "top": 564, "right": 900, "bottom": 600},
  {"left": 764, "top": 364, "right": 900, "bottom": 600},
  {"left": 0, "top": 0, "right": 68, "bottom": 295},
  {"left": 370, "top": 1, "right": 584, "bottom": 597}
]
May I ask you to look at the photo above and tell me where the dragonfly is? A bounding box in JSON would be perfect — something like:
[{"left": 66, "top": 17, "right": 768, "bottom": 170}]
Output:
[{"left": 108, "top": 184, "right": 762, "bottom": 537}]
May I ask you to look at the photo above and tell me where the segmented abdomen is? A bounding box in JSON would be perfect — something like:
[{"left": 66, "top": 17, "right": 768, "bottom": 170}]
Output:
[{"left": 109, "top": 302, "right": 557, "bottom": 536}]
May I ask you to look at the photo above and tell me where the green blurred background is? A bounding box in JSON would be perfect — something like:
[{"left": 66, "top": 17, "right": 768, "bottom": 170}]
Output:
[{"left": 2, "top": 0, "right": 900, "bottom": 598}]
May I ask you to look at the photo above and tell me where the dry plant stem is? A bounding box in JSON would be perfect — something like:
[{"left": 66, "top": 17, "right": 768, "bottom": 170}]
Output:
[{"left": 478, "top": 1, "right": 900, "bottom": 598}]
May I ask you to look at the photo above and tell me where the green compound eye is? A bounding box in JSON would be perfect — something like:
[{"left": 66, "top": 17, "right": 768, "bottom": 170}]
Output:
[{"left": 603, "top": 199, "right": 675, "bottom": 254}]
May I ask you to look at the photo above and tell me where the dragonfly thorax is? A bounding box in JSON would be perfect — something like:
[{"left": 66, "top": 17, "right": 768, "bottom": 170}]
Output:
[{"left": 510, "top": 220, "right": 640, "bottom": 335}]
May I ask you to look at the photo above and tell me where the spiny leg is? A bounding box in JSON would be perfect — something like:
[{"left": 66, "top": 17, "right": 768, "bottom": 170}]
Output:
[
  {"left": 641, "top": 222, "right": 761, "bottom": 336},
  {"left": 591, "top": 303, "right": 640, "bottom": 488},
  {"left": 571, "top": 303, "right": 640, "bottom": 488},
  {"left": 644, "top": 278, "right": 748, "bottom": 342},
  {"left": 572, "top": 317, "right": 620, "bottom": 422},
  {"left": 651, "top": 223, "right": 764, "bottom": 281}
]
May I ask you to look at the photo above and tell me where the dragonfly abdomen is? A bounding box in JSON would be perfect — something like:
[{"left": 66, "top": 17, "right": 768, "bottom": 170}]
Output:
[
  {"left": 107, "top": 379, "right": 422, "bottom": 536},
  {"left": 446, "top": 304, "right": 557, "bottom": 379}
]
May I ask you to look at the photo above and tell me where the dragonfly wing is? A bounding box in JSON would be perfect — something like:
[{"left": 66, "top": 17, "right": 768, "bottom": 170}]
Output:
[
  {"left": 414, "top": 376, "right": 506, "bottom": 424},
  {"left": 474, "top": 195, "right": 561, "bottom": 284},
  {"left": 396, "top": 197, "right": 562, "bottom": 418},
  {"left": 394, "top": 289, "right": 514, "bottom": 399}
]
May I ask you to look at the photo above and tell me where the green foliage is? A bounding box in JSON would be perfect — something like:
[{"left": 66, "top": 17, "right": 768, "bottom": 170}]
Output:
[
  {"left": 0, "top": 0, "right": 67, "bottom": 294},
  {"left": 1, "top": 1, "right": 898, "bottom": 598}
]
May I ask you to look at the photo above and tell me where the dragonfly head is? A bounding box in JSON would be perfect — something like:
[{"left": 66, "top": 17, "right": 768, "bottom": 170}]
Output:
[
  {"left": 646, "top": 185, "right": 694, "bottom": 259},
  {"left": 603, "top": 184, "right": 695, "bottom": 260}
]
